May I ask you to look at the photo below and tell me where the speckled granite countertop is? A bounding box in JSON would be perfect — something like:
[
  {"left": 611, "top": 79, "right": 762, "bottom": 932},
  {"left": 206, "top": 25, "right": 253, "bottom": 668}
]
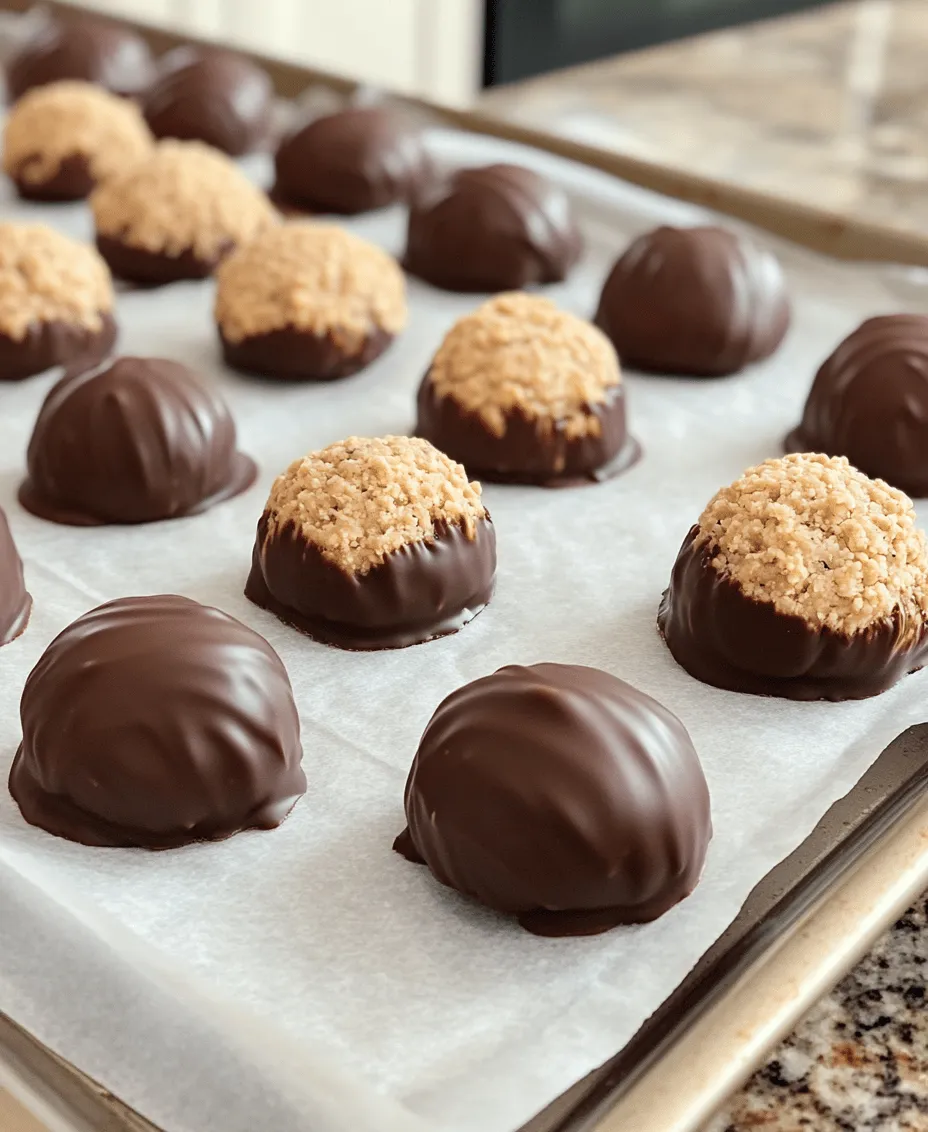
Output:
[
  {"left": 484, "top": 5, "right": 928, "bottom": 1129},
  {"left": 706, "top": 895, "right": 928, "bottom": 1130}
]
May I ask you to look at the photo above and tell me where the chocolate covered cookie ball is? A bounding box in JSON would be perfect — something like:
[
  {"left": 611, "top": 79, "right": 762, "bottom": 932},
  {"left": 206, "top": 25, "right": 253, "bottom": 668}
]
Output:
[
  {"left": 0, "top": 507, "right": 31, "bottom": 646},
  {"left": 658, "top": 453, "right": 928, "bottom": 700},
  {"left": 0, "top": 223, "right": 116, "bottom": 381},
  {"left": 246, "top": 436, "right": 496, "bottom": 650},
  {"left": 143, "top": 47, "right": 273, "bottom": 157},
  {"left": 595, "top": 226, "right": 790, "bottom": 377},
  {"left": 215, "top": 223, "right": 406, "bottom": 381},
  {"left": 6, "top": 13, "right": 154, "bottom": 101},
  {"left": 395, "top": 663, "right": 712, "bottom": 936},
  {"left": 273, "top": 105, "right": 430, "bottom": 214},
  {"left": 417, "top": 293, "right": 640, "bottom": 485},
  {"left": 19, "top": 356, "right": 257, "bottom": 526},
  {"left": 404, "top": 163, "right": 582, "bottom": 292},
  {"left": 9, "top": 595, "right": 306, "bottom": 848},
  {"left": 3, "top": 81, "right": 153, "bottom": 201},
  {"left": 786, "top": 316, "right": 928, "bottom": 497},
  {"left": 91, "top": 140, "right": 276, "bottom": 284}
]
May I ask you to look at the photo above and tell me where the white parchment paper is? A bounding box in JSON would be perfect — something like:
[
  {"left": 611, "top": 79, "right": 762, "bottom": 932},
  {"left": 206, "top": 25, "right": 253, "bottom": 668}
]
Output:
[{"left": 1, "top": 127, "right": 927, "bottom": 1132}]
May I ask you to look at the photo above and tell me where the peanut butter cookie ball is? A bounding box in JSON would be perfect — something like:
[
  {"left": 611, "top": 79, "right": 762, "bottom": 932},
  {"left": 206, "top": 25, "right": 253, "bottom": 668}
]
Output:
[
  {"left": 0, "top": 223, "right": 116, "bottom": 381},
  {"left": 215, "top": 223, "right": 406, "bottom": 381},
  {"left": 416, "top": 293, "right": 640, "bottom": 485},
  {"left": 658, "top": 453, "right": 928, "bottom": 700},
  {"left": 4, "top": 81, "right": 153, "bottom": 201},
  {"left": 246, "top": 436, "right": 496, "bottom": 650},
  {"left": 91, "top": 140, "right": 276, "bottom": 284}
]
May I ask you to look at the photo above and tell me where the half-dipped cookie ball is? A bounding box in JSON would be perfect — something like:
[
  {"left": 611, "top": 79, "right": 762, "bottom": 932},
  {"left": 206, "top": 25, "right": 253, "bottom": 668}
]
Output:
[
  {"left": 216, "top": 223, "right": 406, "bottom": 381},
  {"left": 3, "top": 81, "right": 153, "bottom": 201},
  {"left": 19, "top": 356, "right": 257, "bottom": 525},
  {"left": 786, "top": 316, "right": 928, "bottom": 496},
  {"left": 273, "top": 105, "right": 430, "bottom": 214},
  {"left": 246, "top": 436, "right": 496, "bottom": 650},
  {"left": 404, "top": 163, "right": 583, "bottom": 292},
  {"left": 91, "top": 140, "right": 276, "bottom": 284},
  {"left": 658, "top": 453, "right": 928, "bottom": 700},
  {"left": 0, "top": 223, "right": 116, "bottom": 381},
  {"left": 9, "top": 595, "right": 306, "bottom": 848},
  {"left": 395, "top": 664, "right": 712, "bottom": 936},
  {"left": 416, "top": 293, "right": 640, "bottom": 485},
  {"left": 0, "top": 507, "right": 31, "bottom": 646},
  {"left": 142, "top": 47, "right": 273, "bottom": 157},
  {"left": 595, "top": 226, "right": 790, "bottom": 376},
  {"left": 6, "top": 12, "right": 154, "bottom": 100}
]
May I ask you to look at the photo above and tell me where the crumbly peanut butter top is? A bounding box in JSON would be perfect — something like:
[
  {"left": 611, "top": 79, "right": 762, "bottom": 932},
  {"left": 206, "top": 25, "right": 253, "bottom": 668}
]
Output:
[
  {"left": 697, "top": 453, "right": 928, "bottom": 634},
  {"left": 3, "top": 81, "right": 153, "bottom": 187},
  {"left": 427, "top": 293, "right": 621, "bottom": 439},
  {"left": 0, "top": 223, "right": 113, "bottom": 340},
  {"left": 90, "top": 140, "right": 276, "bottom": 261},
  {"left": 264, "top": 435, "right": 486, "bottom": 574},
  {"left": 214, "top": 223, "right": 407, "bottom": 351}
]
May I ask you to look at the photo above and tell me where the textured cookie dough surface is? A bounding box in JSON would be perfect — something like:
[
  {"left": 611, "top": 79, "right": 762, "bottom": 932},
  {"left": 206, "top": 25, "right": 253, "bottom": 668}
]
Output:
[
  {"left": 264, "top": 436, "right": 486, "bottom": 574},
  {"left": 215, "top": 223, "right": 407, "bottom": 353},
  {"left": 0, "top": 223, "right": 113, "bottom": 339},
  {"left": 697, "top": 453, "right": 928, "bottom": 634},
  {"left": 427, "top": 293, "right": 621, "bottom": 438},
  {"left": 3, "top": 81, "right": 153, "bottom": 187},
  {"left": 90, "top": 140, "right": 276, "bottom": 260}
]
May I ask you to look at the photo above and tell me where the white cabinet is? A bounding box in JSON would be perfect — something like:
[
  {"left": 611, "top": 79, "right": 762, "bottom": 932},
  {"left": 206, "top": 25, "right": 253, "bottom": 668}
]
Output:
[{"left": 60, "top": 0, "right": 484, "bottom": 104}]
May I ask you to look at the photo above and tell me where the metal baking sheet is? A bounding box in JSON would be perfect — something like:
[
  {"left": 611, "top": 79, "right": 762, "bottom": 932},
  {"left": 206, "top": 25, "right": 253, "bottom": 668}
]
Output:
[{"left": 0, "top": 7, "right": 927, "bottom": 1132}]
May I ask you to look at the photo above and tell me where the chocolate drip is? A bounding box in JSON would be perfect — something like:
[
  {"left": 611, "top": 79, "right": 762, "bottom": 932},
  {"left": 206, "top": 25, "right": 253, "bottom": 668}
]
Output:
[
  {"left": 415, "top": 374, "right": 640, "bottom": 486},
  {"left": 246, "top": 514, "right": 496, "bottom": 650},
  {"left": 658, "top": 527, "right": 928, "bottom": 700},
  {"left": 96, "top": 234, "right": 228, "bottom": 285},
  {"left": 12, "top": 153, "right": 95, "bottom": 202},
  {"left": 220, "top": 324, "right": 394, "bottom": 382},
  {"left": 0, "top": 311, "right": 116, "bottom": 382}
]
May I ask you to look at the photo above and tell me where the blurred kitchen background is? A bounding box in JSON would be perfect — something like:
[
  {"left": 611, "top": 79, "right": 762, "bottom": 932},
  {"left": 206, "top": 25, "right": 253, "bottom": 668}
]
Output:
[{"left": 42, "top": 0, "right": 841, "bottom": 104}]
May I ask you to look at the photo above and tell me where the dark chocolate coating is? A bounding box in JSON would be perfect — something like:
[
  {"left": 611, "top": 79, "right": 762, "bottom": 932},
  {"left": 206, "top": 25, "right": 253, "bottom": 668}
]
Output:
[
  {"left": 246, "top": 514, "right": 496, "bottom": 650},
  {"left": 6, "top": 14, "right": 154, "bottom": 100},
  {"left": 273, "top": 106, "right": 430, "bottom": 215},
  {"left": 415, "top": 376, "right": 641, "bottom": 486},
  {"left": 0, "top": 506, "right": 32, "bottom": 646},
  {"left": 96, "top": 233, "right": 226, "bottom": 285},
  {"left": 19, "top": 356, "right": 256, "bottom": 526},
  {"left": 658, "top": 527, "right": 928, "bottom": 701},
  {"left": 394, "top": 663, "right": 712, "bottom": 937},
  {"left": 8, "top": 595, "right": 306, "bottom": 848},
  {"left": 404, "top": 163, "right": 583, "bottom": 293},
  {"left": 595, "top": 226, "right": 791, "bottom": 377},
  {"left": 220, "top": 324, "right": 394, "bottom": 382},
  {"left": 0, "top": 311, "right": 116, "bottom": 382},
  {"left": 142, "top": 48, "right": 273, "bottom": 156},
  {"left": 786, "top": 315, "right": 928, "bottom": 497},
  {"left": 12, "top": 153, "right": 95, "bottom": 202}
]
